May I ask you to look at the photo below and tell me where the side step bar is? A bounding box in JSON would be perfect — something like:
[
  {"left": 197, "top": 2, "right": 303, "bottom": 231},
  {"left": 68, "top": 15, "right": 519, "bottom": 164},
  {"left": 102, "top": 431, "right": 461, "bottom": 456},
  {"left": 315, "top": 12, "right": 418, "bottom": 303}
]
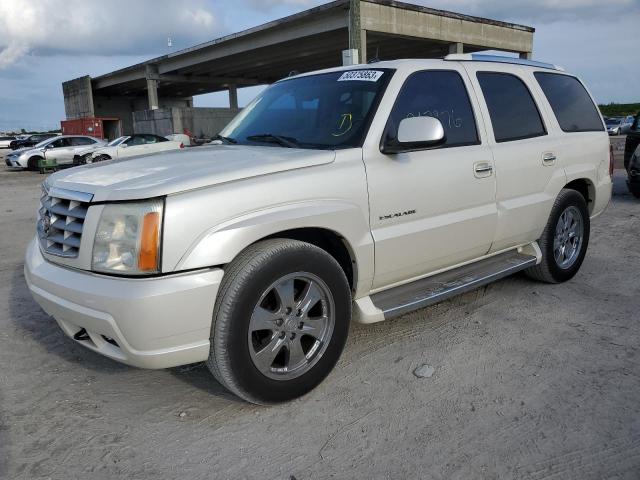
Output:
[{"left": 371, "top": 250, "right": 538, "bottom": 320}]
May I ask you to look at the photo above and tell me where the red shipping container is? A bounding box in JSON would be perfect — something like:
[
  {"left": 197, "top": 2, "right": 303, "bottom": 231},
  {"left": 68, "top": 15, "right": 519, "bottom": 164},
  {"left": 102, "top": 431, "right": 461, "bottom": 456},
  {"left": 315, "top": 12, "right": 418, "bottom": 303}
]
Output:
[{"left": 61, "top": 117, "right": 121, "bottom": 140}]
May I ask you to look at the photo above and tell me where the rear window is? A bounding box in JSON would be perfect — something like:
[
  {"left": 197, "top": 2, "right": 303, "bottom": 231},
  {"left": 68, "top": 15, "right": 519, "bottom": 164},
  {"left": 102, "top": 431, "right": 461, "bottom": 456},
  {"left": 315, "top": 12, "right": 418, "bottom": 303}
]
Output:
[
  {"left": 534, "top": 72, "right": 604, "bottom": 133},
  {"left": 477, "top": 72, "right": 546, "bottom": 143}
]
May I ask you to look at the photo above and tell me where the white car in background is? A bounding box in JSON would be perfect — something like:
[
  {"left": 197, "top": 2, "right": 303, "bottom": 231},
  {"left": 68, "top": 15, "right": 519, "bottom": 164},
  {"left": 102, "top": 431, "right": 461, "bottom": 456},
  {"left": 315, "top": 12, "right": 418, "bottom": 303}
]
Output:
[
  {"left": 0, "top": 136, "right": 16, "bottom": 148},
  {"left": 89, "top": 134, "right": 184, "bottom": 163},
  {"left": 5, "top": 135, "right": 106, "bottom": 170}
]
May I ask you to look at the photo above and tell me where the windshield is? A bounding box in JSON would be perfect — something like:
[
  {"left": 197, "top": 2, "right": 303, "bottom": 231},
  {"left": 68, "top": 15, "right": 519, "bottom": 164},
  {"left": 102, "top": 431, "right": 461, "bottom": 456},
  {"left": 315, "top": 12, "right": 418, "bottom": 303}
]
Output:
[
  {"left": 108, "top": 136, "right": 128, "bottom": 146},
  {"left": 606, "top": 118, "right": 622, "bottom": 125},
  {"left": 220, "top": 69, "right": 394, "bottom": 149}
]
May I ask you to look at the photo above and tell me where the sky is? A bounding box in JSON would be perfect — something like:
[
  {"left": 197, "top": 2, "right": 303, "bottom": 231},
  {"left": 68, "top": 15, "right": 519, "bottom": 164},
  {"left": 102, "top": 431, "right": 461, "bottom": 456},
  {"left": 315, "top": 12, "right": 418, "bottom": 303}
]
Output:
[{"left": 0, "top": 0, "right": 638, "bottom": 132}]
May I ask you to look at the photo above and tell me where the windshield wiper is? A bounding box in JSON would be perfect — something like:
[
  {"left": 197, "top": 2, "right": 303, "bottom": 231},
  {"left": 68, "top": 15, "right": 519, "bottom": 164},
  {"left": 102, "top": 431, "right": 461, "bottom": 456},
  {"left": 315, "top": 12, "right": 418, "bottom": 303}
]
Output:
[
  {"left": 246, "top": 133, "right": 299, "bottom": 148},
  {"left": 212, "top": 134, "right": 237, "bottom": 144}
]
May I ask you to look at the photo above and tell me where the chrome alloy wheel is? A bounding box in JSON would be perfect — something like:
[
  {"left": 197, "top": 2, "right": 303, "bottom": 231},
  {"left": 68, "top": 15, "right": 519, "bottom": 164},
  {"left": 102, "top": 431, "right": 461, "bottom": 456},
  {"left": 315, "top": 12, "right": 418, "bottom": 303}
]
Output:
[
  {"left": 553, "top": 205, "right": 584, "bottom": 269},
  {"left": 248, "top": 272, "right": 335, "bottom": 381}
]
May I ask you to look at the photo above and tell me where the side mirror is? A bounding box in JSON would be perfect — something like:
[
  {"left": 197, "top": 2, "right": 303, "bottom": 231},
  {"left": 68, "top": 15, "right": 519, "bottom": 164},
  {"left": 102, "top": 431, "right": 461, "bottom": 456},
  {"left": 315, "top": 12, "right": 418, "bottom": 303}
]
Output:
[
  {"left": 119, "top": 143, "right": 128, "bottom": 148},
  {"left": 45, "top": 144, "right": 55, "bottom": 149},
  {"left": 381, "top": 116, "right": 446, "bottom": 154}
]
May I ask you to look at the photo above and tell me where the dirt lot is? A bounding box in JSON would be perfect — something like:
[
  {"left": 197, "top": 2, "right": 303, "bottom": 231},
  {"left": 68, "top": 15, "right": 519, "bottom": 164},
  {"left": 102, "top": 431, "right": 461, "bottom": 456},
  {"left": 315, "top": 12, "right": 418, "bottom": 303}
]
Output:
[{"left": 0, "top": 145, "right": 639, "bottom": 480}]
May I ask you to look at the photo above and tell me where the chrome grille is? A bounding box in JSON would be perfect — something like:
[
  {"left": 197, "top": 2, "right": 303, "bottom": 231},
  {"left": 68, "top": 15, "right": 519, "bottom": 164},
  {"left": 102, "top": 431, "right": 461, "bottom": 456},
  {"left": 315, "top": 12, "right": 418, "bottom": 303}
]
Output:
[{"left": 38, "top": 184, "right": 93, "bottom": 258}]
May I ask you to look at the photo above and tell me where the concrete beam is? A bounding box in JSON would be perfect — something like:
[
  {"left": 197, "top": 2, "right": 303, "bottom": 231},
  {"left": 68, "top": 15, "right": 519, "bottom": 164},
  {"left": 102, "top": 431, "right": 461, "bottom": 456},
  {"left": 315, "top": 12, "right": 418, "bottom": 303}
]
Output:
[
  {"left": 148, "top": 73, "right": 260, "bottom": 87},
  {"left": 360, "top": 1, "right": 533, "bottom": 55}
]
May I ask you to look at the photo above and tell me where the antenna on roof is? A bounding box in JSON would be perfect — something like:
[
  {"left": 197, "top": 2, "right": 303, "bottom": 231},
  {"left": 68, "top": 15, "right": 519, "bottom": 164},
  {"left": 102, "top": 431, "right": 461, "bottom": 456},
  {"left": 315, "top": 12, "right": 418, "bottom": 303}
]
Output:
[
  {"left": 167, "top": 37, "right": 173, "bottom": 48},
  {"left": 368, "top": 46, "right": 380, "bottom": 64}
]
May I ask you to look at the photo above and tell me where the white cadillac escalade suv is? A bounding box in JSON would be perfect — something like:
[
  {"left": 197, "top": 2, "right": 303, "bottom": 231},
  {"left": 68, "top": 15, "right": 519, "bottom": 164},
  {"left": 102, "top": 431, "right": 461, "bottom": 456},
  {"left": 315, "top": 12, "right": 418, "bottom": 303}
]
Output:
[{"left": 25, "top": 55, "right": 612, "bottom": 404}]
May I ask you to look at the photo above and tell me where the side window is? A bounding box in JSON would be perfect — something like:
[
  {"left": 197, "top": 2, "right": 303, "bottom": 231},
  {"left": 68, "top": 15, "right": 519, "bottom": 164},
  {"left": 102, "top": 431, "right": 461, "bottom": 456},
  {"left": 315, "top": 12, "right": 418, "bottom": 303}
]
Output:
[
  {"left": 387, "top": 70, "right": 479, "bottom": 148},
  {"left": 477, "top": 72, "right": 546, "bottom": 143},
  {"left": 125, "top": 135, "right": 145, "bottom": 146},
  {"left": 534, "top": 73, "right": 604, "bottom": 133},
  {"left": 49, "top": 138, "right": 70, "bottom": 148},
  {"left": 71, "top": 137, "right": 93, "bottom": 146}
]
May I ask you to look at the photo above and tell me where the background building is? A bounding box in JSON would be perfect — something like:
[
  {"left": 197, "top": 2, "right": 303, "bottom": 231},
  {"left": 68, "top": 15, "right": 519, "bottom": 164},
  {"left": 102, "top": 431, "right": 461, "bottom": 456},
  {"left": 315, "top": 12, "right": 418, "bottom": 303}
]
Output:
[{"left": 61, "top": 0, "right": 534, "bottom": 140}]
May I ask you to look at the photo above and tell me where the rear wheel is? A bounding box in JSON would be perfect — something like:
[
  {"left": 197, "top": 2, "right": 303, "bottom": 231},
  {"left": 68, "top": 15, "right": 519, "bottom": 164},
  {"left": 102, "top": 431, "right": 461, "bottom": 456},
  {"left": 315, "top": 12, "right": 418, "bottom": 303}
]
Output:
[
  {"left": 526, "top": 188, "right": 590, "bottom": 283},
  {"left": 206, "top": 239, "right": 351, "bottom": 404}
]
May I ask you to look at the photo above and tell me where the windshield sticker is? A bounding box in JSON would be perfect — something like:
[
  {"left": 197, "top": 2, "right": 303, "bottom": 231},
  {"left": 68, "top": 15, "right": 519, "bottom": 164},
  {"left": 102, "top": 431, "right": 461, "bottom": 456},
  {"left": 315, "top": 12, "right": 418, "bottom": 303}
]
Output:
[{"left": 338, "top": 70, "right": 384, "bottom": 82}]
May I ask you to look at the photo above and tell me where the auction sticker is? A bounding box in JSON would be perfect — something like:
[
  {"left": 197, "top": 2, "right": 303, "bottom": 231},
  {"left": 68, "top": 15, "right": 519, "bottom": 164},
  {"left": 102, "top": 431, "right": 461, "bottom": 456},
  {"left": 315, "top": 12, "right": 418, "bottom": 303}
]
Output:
[{"left": 338, "top": 70, "right": 384, "bottom": 82}]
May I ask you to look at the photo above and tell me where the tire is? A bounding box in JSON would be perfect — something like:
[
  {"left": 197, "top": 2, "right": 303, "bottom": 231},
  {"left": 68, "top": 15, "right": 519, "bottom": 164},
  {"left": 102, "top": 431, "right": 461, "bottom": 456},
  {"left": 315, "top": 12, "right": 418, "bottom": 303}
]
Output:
[
  {"left": 628, "top": 183, "right": 640, "bottom": 199},
  {"left": 206, "top": 239, "right": 351, "bottom": 404},
  {"left": 27, "top": 156, "right": 42, "bottom": 171},
  {"left": 94, "top": 154, "right": 110, "bottom": 163},
  {"left": 526, "top": 188, "right": 590, "bottom": 284}
]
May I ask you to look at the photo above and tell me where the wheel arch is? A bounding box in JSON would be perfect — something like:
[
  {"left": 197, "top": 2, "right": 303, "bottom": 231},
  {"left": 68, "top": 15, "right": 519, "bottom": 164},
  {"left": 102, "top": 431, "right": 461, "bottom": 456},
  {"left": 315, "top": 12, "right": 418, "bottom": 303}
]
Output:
[{"left": 564, "top": 178, "right": 596, "bottom": 214}]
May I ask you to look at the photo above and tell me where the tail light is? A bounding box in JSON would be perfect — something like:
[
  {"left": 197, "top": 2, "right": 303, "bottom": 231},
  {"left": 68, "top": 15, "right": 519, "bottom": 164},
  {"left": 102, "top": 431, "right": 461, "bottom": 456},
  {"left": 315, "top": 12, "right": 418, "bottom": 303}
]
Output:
[
  {"left": 179, "top": 142, "right": 184, "bottom": 149},
  {"left": 609, "top": 144, "right": 614, "bottom": 178}
]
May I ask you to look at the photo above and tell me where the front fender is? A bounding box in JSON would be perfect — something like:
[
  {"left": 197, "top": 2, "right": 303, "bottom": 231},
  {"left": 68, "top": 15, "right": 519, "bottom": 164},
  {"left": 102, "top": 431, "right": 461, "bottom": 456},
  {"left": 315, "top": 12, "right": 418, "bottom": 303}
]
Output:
[{"left": 169, "top": 200, "right": 374, "bottom": 298}]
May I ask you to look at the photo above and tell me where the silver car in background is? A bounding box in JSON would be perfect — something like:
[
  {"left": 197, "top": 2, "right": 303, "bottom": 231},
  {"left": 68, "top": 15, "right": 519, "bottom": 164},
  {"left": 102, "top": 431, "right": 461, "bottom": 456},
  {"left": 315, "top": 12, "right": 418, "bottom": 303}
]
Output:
[
  {"left": 5, "top": 135, "right": 107, "bottom": 170},
  {"left": 606, "top": 116, "right": 634, "bottom": 135}
]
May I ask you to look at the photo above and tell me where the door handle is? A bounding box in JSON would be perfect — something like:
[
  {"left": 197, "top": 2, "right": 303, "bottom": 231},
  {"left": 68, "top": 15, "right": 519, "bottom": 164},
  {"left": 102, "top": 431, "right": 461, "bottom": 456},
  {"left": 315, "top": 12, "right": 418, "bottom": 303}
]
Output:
[
  {"left": 542, "top": 153, "right": 557, "bottom": 165},
  {"left": 474, "top": 162, "right": 493, "bottom": 177}
]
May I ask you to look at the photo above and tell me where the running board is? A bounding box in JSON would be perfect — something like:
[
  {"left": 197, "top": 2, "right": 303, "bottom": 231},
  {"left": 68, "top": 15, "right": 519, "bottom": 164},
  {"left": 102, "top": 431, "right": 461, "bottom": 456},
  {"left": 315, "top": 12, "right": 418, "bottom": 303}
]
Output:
[{"left": 371, "top": 250, "right": 538, "bottom": 320}]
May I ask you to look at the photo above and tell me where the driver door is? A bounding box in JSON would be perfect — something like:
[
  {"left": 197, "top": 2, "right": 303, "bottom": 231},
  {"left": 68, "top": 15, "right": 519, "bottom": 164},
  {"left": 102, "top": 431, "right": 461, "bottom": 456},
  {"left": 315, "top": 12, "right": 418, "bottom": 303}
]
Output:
[
  {"left": 45, "top": 138, "right": 74, "bottom": 164},
  {"left": 365, "top": 68, "right": 498, "bottom": 289}
]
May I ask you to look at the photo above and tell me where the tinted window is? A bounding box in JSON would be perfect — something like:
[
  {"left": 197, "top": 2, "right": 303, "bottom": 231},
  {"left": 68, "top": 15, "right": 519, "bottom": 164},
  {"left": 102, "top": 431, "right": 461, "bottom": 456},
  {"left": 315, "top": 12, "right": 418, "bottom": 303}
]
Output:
[
  {"left": 142, "top": 134, "right": 168, "bottom": 143},
  {"left": 71, "top": 137, "right": 94, "bottom": 146},
  {"left": 534, "top": 72, "right": 603, "bottom": 132},
  {"left": 125, "top": 135, "right": 145, "bottom": 146},
  {"left": 221, "top": 69, "right": 393, "bottom": 149},
  {"left": 386, "top": 70, "right": 479, "bottom": 148},
  {"left": 477, "top": 72, "right": 546, "bottom": 142},
  {"left": 49, "top": 138, "right": 71, "bottom": 148}
]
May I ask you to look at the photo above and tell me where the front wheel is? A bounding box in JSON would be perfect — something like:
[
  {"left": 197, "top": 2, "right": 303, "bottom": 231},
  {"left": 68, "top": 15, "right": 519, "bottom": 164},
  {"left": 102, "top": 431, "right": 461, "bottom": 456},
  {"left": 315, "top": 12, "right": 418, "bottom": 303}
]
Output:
[
  {"left": 526, "top": 189, "right": 590, "bottom": 283},
  {"left": 207, "top": 239, "right": 352, "bottom": 404},
  {"left": 27, "top": 156, "right": 42, "bottom": 171}
]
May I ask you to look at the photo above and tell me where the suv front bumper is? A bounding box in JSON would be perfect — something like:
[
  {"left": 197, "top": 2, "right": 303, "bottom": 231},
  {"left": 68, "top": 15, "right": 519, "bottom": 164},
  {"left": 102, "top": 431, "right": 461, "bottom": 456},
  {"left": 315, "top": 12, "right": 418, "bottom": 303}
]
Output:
[{"left": 24, "top": 237, "right": 223, "bottom": 369}]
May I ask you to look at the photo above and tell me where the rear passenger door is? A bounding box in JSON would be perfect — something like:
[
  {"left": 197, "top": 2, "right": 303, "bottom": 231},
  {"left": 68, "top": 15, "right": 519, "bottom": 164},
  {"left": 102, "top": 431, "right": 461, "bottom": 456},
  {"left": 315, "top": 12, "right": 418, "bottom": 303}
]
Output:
[
  {"left": 365, "top": 68, "right": 498, "bottom": 289},
  {"left": 464, "top": 65, "right": 567, "bottom": 252}
]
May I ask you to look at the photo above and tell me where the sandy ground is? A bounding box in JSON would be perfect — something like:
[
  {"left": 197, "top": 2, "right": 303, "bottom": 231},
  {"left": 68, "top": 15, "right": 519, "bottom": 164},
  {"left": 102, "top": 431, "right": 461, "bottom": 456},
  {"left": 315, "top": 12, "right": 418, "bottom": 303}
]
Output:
[{"left": 0, "top": 146, "right": 639, "bottom": 480}]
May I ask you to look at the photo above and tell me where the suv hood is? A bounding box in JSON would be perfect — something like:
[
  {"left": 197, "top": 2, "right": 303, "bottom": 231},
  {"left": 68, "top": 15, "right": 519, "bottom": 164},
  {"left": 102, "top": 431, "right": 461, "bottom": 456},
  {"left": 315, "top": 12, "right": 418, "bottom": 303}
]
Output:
[{"left": 47, "top": 144, "right": 336, "bottom": 202}]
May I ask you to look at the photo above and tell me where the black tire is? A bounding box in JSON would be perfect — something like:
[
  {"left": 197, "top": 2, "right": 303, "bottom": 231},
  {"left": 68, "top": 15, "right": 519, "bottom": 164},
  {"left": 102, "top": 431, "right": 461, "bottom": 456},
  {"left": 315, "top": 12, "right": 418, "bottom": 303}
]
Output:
[
  {"left": 27, "top": 156, "right": 42, "bottom": 171},
  {"left": 526, "top": 188, "right": 590, "bottom": 284},
  {"left": 94, "top": 154, "right": 110, "bottom": 163},
  {"left": 206, "top": 239, "right": 351, "bottom": 404},
  {"left": 628, "top": 183, "right": 640, "bottom": 199}
]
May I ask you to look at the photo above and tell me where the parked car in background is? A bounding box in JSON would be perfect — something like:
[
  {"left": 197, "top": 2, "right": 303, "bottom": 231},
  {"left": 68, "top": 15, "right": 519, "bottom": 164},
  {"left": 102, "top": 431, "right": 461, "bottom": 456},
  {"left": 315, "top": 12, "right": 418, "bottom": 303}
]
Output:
[
  {"left": 606, "top": 116, "right": 634, "bottom": 135},
  {"left": 10, "top": 133, "right": 58, "bottom": 150},
  {"left": 5, "top": 135, "right": 106, "bottom": 170},
  {"left": 624, "top": 113, "right": 640, "bottom": 198},
  {"left": 89, "top": 134, "right": 184, "bottom": 162},
  {"left": 25, "top": 56, "right": 612, "bottom": 404},
  {"left": 0, "top": 136, "right": 16, "bottom": 148}
]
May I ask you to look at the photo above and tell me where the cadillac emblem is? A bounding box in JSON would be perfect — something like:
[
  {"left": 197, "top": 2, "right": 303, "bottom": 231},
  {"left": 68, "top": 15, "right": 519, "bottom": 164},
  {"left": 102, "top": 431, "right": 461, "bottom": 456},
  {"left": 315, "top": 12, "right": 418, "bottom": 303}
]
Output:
[{"left": 42, "top": 213, "right": 51, "bottom": 235}]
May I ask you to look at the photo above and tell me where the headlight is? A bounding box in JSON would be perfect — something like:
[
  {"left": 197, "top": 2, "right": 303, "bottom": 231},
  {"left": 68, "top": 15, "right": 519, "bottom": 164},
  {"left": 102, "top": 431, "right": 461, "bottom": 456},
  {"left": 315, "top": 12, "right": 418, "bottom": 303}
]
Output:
[{"left": 92, "top": 199, "right": 163, "bottom": 275}]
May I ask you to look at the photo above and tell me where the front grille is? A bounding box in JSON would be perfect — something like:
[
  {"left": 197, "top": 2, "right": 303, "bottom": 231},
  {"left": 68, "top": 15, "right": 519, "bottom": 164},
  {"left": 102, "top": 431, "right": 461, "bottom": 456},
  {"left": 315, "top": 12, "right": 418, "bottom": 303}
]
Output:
[{"left": 38, "top": 184, "right": 93, "bottom": 258}]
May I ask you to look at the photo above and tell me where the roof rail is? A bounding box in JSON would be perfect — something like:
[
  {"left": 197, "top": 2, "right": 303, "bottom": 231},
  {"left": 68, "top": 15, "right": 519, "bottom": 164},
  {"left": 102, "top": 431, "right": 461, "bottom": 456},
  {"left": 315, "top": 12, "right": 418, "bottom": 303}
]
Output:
[{"left": 444, "top": 53, "right": 564, "bottom": 71}]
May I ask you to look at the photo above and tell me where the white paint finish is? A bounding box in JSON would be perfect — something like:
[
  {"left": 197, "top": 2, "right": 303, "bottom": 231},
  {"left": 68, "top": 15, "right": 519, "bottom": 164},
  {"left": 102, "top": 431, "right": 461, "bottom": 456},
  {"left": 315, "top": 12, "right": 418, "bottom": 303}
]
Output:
[
  {"left": 163, "top": 148, "right": 374, "bottom": 298},
  {"left": 50, "top": 145, "right": 336, "bottom": 202},
  {"left": 89, "top": 139, "right": 182, "bottom": 164},
  {"left": 24, "top": 238, "right": 220, "bottom": 368}
]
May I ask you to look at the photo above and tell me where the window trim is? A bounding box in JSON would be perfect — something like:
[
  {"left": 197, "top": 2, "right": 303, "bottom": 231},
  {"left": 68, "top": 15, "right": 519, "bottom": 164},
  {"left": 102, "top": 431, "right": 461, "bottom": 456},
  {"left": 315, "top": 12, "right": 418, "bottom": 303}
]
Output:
[
  {"left": 477, "top": 71, "right": 548, "bottom": 144},
  {"left": 533, "top": 71, "right": 605, "bottom": 133},
  {"left": 381, "top": 69, "right": 482, "bottom": 153}
]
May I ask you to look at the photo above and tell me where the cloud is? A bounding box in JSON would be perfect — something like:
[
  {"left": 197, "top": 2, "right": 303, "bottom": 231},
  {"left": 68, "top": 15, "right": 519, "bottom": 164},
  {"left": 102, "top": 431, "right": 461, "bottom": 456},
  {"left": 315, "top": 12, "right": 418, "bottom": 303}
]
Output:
[
  {"left": 0, "top": 0, "right": 220, "bottom": 68},
  {"left": 243, "top": 0, "right": 325, "bottom": 11}
]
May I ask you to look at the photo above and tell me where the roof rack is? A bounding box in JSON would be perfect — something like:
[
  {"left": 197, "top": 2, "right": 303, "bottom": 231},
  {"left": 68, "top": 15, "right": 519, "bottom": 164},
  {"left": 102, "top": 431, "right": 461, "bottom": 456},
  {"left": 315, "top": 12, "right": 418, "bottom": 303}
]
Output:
[{"left": 444, "top": 53, "right": 564, "bottom": 71}]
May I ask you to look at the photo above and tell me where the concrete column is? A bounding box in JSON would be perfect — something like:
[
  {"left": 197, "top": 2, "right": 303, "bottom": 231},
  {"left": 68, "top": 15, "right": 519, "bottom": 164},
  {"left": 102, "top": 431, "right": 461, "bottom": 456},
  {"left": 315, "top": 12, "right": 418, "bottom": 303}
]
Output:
[
  {"left": 519, "top": 52, "right": 533, "bottom": 60},
  {"left": 228, "top": 84, "right": 238, "bottom": 110},
  {"left": 349, "top": 0, "right": 367, "bottom": 63},
  {"left": 448, "top": 42, "right": 464, "bottom": 54},
  {"left": 145, "top": 65, "right": 160, "bottom": 110},
  {"left": 146, "top": 78, "right": 159, "bottom": 110}
]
